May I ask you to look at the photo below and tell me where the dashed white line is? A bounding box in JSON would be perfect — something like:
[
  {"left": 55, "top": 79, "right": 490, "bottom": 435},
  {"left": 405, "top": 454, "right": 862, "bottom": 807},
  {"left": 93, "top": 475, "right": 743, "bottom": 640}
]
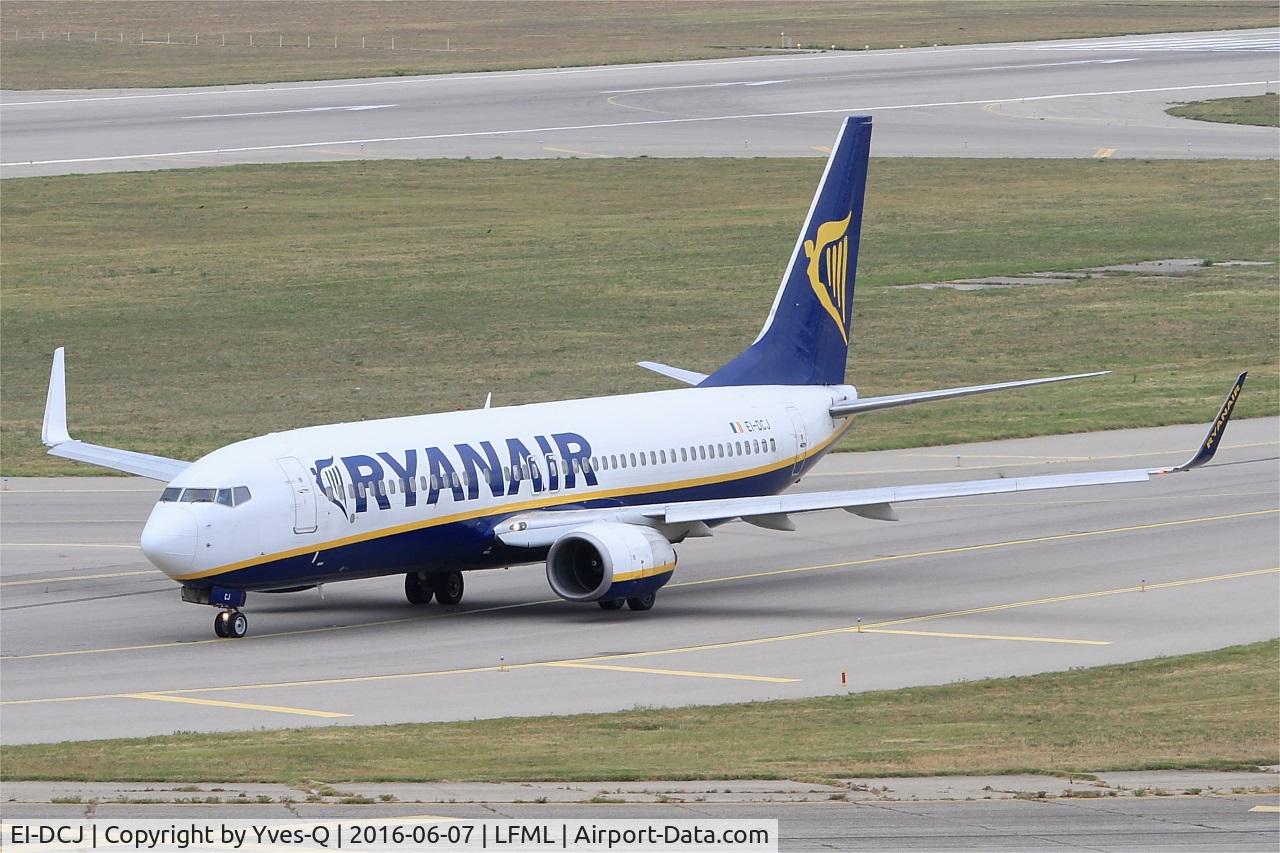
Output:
[
  {"left": 601, "top": 80, "right": 786, "bottom": 94},
  {"left": 973, "top": 58, "right": 1138, "bottom": 71},
  {"left": 182, "top": 104, "right": 397, "bottom": 119},
  {"left": 2, "top": 79, "right": 1269, "bottom": 169}
]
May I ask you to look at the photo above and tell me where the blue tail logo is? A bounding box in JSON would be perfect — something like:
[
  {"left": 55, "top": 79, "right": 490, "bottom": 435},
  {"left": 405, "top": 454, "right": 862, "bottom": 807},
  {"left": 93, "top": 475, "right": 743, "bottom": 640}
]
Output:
[
  {"left": 701, "top": 115, "right": 872, "bottom": 387},
  {"left": 804, "top": 213, "right": 853, "bottom": 343}
]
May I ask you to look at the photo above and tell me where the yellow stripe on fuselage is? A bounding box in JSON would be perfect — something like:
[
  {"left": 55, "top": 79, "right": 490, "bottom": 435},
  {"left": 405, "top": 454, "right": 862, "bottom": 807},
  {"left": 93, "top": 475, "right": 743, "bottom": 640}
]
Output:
[{"left": 173, "top": 418, "right": 856, "bottom": 582}]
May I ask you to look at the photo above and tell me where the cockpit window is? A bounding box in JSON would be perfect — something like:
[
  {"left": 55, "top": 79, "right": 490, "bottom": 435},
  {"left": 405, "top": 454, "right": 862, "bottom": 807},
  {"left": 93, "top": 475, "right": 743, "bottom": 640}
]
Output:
[{"left": 163, "top": 486, "right": 252, "bottom": 506}]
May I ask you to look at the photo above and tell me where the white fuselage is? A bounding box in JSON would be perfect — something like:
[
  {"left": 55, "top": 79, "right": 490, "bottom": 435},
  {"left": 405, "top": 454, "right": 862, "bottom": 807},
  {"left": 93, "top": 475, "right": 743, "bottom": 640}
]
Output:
[{"left": 141, "top": 385, "right": 855, "bottom": 591}]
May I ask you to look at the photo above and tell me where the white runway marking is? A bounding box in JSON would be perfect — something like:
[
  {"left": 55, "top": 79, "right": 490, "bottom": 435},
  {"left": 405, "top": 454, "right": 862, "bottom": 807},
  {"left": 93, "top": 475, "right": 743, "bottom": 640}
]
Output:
[
  {"left": 601, "top": 80, "right": 786, "bottom": 94},
  {"left": 973, "top": 59, "right": 1138, "bottom": 71},
  {"left": 182, "top": 104, "right": 397, "bottom": 119},
  {"left": 3, "top": 79, "right": 1270, "bottom": 169}
]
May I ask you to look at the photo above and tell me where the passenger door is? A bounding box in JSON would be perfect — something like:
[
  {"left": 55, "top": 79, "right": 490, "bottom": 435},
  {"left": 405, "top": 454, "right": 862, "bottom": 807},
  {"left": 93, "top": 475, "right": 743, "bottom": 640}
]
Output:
[{"left": 276, "top": 456, "right": 318, "bottom": 534}]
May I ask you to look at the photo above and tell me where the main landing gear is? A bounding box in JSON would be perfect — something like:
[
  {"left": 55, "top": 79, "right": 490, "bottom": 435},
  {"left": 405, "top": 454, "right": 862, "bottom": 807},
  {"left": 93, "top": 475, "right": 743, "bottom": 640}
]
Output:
[
  {"left": 598, "top": 592, "right": 656, "bottom": 612},
  {"left": 214, "top": 608, "right": 248, "bottom": 639},
  {"left": 405, "top": 571, "right": 465, "bottom": 606}
]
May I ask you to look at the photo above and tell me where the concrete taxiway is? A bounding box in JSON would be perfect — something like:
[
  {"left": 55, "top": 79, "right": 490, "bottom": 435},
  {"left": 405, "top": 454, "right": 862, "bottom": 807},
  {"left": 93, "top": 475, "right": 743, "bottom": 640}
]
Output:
[
  {"left": 2, "top": 28, "right": 1277, "bottom": 176},
  {"left": 1, "top": 417, "right": 1276, "bottom": 744}
]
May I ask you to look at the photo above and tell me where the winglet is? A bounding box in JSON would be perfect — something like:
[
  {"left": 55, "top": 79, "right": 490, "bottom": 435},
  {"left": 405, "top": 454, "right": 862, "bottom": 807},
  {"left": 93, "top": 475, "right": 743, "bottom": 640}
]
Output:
[
  {"left": 42, "top": 347, "right": 71, "bottom": 446},
  {"left": 1154, "top": 372, "right": 1247, "bottom": 474}
]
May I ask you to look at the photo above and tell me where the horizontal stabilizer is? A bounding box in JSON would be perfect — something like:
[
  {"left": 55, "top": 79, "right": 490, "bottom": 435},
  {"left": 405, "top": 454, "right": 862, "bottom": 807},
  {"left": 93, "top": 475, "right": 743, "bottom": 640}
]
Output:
[
  {"left": 830, "top": 371, "right": 1109, "bottom": 417},
  {"left": 637, "top": 361, "right": 708, "bottom": 386},
  {"left": 42, "top": 347, "right": 190, "bottom": 482}
]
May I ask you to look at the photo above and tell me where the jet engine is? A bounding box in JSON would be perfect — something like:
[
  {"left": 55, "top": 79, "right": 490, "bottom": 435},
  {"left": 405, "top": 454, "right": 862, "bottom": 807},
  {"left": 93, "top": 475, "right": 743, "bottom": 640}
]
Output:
[{"left": 546, "top": 522, "right": 676, "bottom": 603}]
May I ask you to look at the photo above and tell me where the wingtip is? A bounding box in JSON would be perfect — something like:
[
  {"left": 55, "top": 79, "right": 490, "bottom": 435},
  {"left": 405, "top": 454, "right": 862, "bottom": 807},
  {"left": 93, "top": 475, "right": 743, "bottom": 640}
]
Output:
[
  {"left": 1157, "top": 371, "right": 1247, "bottom": 474},
  {"left": 41, "top": 347, "right": 71, "bottom": 447}
]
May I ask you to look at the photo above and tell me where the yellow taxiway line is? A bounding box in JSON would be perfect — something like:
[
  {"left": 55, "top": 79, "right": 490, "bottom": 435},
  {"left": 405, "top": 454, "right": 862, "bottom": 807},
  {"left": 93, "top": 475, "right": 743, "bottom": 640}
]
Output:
[
  {"left": 542, "top": 145, "right": 609, "bottom": 158},
  {"left": 1093, "top": 147, "right": 1116, "bottom": 158},
  {"left": 1249, "top": 805, "right": 1280, "bottom": 812},
  {"left": 857, "top": 628, "right": 1110, "bottom": 645},
  {"left": 542, "top": 662, "right": 798, "bottom": 683},
  {"left": 121, "top": 692, "right": 350, "bottom": 719}
]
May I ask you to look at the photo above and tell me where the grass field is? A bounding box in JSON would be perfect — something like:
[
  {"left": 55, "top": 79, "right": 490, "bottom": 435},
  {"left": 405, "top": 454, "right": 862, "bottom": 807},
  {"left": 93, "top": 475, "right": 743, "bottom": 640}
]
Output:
[
  {"left": 1, "top": 641, "right": 1274, "bottom": 782},
  {"left": 2, "top": 1, "right": 1277, "bottom": 89},
  {"left": 1168, "top": 93, "right": 1280, "bottom": 127},
  {"left": 2, "top": 157, "right": 1276, "bottom": 475}
]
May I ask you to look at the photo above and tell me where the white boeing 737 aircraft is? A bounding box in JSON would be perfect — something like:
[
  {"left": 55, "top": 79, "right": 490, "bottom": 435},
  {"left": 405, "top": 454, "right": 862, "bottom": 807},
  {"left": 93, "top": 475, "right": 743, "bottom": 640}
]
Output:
[{"left": 41, "top": 116, "right": 1245, "bottom": 639}]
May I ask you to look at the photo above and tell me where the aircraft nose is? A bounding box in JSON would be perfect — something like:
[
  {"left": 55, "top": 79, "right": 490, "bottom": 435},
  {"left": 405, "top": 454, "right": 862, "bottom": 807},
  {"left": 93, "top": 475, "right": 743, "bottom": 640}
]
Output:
[{"left": 140, "top": 504, "right": 198, "bottom": 577}]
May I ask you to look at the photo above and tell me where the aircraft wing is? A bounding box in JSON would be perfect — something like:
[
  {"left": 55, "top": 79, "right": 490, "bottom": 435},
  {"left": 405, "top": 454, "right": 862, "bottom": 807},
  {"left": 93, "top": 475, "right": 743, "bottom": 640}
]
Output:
[
  {"left": 830, "top": 371, "right": 1109, "bottom": 417},
  {"left": 497, "top": 372, "right": 1246, "bottom": 548},
  {"left": 42, "top": 348, "right": 190, "bottom": 482}
]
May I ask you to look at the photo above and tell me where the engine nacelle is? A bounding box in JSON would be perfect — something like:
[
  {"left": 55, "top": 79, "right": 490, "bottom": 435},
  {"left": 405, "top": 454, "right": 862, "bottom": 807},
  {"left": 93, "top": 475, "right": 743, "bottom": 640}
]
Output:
[{"left": 546, "top": 522, "right": 677, "bottom": 603}]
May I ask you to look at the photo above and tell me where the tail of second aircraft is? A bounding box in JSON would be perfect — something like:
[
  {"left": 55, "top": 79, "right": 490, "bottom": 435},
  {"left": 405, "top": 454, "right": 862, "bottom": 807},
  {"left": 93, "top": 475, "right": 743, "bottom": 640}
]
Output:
[{"left": 701, "top": 115, "right": 872, "bottom": 387}]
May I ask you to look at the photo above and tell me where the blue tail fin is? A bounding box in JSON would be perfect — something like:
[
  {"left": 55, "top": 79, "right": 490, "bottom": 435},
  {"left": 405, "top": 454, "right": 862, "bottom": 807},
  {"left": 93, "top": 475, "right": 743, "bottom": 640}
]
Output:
[{"left": 701, "top": 116, "right": 872, "bottom": 387}]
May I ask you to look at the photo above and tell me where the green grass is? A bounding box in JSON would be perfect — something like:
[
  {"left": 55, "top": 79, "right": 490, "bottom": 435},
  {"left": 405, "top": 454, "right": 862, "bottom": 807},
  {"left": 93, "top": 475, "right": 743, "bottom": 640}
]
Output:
[
  {"left": 1, "top": 641, "right": 1275, "bottom": 782},
  {"left": 2, "top": 157, "right": 1277, "bottom": 475},
  {"left": 2, "top": 0, "right": 1278, "bottom": 88},
  {"left": 1168, "top": 93, "right": 1280, "bottom": 127}
]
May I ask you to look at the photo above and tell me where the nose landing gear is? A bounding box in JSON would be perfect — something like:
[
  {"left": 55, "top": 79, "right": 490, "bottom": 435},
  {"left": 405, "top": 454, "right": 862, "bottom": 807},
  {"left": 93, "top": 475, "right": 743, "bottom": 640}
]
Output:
[{"left": 214, "top": 609, "right": 248, "bottom": 639}]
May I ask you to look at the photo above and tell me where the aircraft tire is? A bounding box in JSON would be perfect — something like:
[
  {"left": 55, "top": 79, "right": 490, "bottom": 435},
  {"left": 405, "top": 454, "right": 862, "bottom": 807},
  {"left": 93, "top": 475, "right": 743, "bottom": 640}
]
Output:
[
  {"left": 228, "top": 610, "right": 248, "bottom": 639},
  {"left": 432, "top": 571, "right": 465, "bottom": 606},
  {"left": 597, "top": 599, "right": 625, "bottom": 611},
  {"left": 626, "top": 593, "right": 656, "bottom": 612},
  {"left": 405, "top": 572, "right": 434, "bottom": 605},
  {"left": 213, "top": 612, "right": 229, "bottom": 638}
]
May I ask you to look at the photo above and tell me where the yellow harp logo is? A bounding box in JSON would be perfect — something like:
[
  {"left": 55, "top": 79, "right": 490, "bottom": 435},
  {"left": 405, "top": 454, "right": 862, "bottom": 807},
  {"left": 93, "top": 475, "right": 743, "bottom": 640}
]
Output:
[{"left": 803, "top": 213, "right": 853, "bottom": 343}]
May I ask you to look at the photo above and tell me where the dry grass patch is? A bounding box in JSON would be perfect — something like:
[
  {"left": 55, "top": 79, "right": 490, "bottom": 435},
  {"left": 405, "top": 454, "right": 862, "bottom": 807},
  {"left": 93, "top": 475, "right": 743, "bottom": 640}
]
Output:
[
  {"left": 1, "top": 641, "right": 1275, "bottom": 782},
  {"left": 2, "top": 1, "right": 1277, "bottom": 89},
  {"left": 1168, "top": 93, "right": 1280, "bottom": 127}
]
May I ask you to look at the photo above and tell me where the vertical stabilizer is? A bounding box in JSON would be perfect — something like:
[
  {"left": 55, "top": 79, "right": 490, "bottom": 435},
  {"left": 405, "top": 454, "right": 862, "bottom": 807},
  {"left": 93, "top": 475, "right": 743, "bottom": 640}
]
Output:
[{"left": 701, "top": 116, "right": 872, "bottom": 387}]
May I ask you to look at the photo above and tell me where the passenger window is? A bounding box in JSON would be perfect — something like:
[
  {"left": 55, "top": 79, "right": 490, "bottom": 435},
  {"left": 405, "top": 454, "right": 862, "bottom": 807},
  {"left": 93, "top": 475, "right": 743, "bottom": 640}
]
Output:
[
  {"left": 770, "top": 438, "right": 777, "bottom": 452},
  {"left": 680, "top": 448, "right": 687, "bottom": 462},
  {"left": 610, "top": 454, "right": 618, "bottom": 469},
  {"left": 717, "top": 443, "right": 724, "bottom": 458},
  {"left": 216, "top": 488, "right": 234, "bottom": 507},
  {"left": 450, "top": 472, "right": 460, "bottom": 488},
  {"left": 419, "top": 475, "right": 430, "bottom": 492},
  {"left": 638, "top": 453, "right": 646, "bottom": 467},
  {"left": 629, "top": 453, "right": 637, "bottom": 467},
  {"left": 649, "top": 451, "right": 657, "bottom": 465},
  {"left": 348, "top": 484, "right": 357, "bottom": 499},
  {"left": 430, "top": 475, "right": 441, "bottom": 490},
  {"left": 160, "top": 487, "right": 181, "bottom": 502},
  {"left": 376, "top": 481, "right": 387, "bottom": 497},
  {"left": 735, "top": 441, "right": 743, "bottom": 455},
  {"left": 388, "top": 480, "right": 397, "bottom": 495},
  {"left": 698, "top": 446, "right": 706, "bottom": 461},
  {"left": 660, "top": 450, "right": 667, "bottom": 464},
  {"left": 233, "top": 486, "right": 251, "bottom": 505}
]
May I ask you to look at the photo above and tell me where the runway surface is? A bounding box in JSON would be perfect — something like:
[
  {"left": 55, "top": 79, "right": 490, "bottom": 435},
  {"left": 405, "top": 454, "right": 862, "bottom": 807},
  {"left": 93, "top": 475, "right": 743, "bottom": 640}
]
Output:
[
  {"left": 2, "top": 28, "right": 1277, "bottom": 176},
  {"left": 1, "top": 417, "right": 1276, "bottom": 744}
]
